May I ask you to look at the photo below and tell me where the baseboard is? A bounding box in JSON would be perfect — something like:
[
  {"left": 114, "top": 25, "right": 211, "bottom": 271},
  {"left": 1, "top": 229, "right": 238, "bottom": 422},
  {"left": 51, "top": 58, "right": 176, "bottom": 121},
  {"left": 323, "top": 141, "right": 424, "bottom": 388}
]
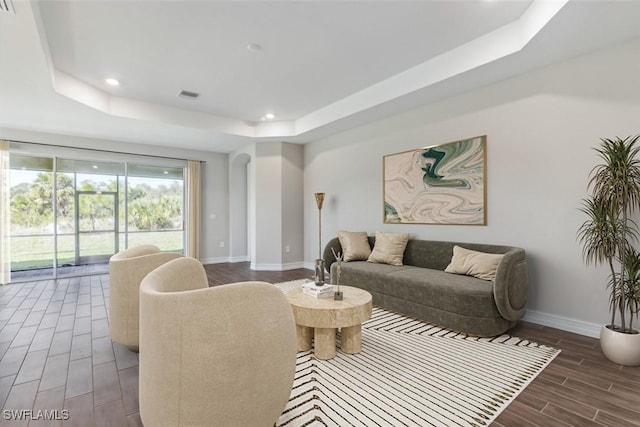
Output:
[
  {"left": 202, "top": 258, "right": 305, "bottom": 270},
  {"left": 251, "top": 262, "right": 306, "bottom": 271},
  {"left": 303, "top": 261, "right": 321, "bottom": 270},
  {"left": 200, "top": 256, "right": 250, "bottom": 264},
  {"left": 282, "top": 262, "right": 306, "bottom": 270},
  {"left": 199, "top": 257, "right": 230, "bottom": 265},
  {"left": 523, "top": 309, "right": 601, "bottom": 338}
]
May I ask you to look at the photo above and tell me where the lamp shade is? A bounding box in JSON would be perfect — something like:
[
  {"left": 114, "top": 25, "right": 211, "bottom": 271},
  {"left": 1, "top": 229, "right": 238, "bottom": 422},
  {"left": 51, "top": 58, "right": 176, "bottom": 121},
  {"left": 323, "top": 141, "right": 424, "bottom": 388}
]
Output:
[{"left": 315, "top": 193, "right": 325, "bottom": 210}]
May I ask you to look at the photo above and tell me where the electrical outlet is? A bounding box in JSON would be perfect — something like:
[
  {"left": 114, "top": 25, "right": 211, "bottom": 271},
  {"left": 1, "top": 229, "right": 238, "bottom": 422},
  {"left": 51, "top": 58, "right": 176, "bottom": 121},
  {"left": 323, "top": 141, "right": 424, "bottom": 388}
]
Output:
[
  {"left": 285, "top": 245, "right": 290, "bottom": 253},
  {"left": 219, "top": 241, "right": 225, "bottom": 248}
]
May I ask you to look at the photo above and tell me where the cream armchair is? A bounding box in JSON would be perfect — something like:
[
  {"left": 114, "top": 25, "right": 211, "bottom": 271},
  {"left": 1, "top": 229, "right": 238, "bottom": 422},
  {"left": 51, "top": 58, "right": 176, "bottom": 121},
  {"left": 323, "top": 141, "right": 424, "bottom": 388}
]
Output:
[
  {"left": 139, "top": 257, "right": 296, "bottom": 427},
  {"left": 108, "top": 244, "right": 182, "bottom": 350}
]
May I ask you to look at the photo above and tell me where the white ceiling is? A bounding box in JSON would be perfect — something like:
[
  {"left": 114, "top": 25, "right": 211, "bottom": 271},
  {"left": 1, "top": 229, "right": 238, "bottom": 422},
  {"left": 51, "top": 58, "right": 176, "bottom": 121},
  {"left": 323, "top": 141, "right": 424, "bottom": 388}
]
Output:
[{"left": 1, "top": 0, "right": 640, "bottom": 153}]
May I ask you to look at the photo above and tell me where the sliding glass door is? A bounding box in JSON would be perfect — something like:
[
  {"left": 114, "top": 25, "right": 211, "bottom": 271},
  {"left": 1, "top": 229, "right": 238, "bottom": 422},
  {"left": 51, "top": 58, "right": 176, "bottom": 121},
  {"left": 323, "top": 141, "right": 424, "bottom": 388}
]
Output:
[
  {"left": 57, "top": 159, "right": 124, "bottom": 269},
  {"left": 9, "top": 154, "right": 185, "bottom": 281}
]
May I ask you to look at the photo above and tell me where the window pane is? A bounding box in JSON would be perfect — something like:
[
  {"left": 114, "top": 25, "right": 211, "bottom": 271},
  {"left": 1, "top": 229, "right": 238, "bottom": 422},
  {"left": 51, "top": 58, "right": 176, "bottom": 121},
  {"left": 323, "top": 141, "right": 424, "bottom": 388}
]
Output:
[
  {"left": 10, "top": 158, "right": 55, "bottom": 272},
  {"left": 56, "top": 172, "right": 76, "bottom": 268},
  {"left": 127, "top": 164, "right": 183, "bottom": 180},
  {"left": 11, "top": 235, "right": 54, "bottom": 271},
  {"left": 128, "top": 230, "right": 183, "bottom": 253},
  {"left": 10, "top": 155, "right": 53, "bottom": 171},
  {"left": 127, "top": 164, "right": 184, "bottom": 254},
  {"left": 56, "top": 234, "right": 75, "bottom": 267},
  {"left": 79, "top": 232, "right": 116, "bottom": 258},
  {"left": 58, "top": 159, "right": 125, "bottom": 176}
]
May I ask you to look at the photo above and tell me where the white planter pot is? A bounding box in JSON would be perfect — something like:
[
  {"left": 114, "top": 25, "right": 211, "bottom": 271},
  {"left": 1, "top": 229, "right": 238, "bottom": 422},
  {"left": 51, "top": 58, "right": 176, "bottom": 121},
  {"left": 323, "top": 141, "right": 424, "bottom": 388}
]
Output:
[{"left": 600, "top": 325, "right": 640, "bottom": 366}]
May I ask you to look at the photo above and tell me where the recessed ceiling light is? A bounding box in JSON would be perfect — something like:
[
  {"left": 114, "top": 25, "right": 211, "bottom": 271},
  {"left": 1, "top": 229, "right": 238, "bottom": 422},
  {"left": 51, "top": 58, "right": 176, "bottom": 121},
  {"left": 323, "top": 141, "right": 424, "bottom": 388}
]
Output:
[
  {"left": 247, "top": 43, "right": 262, "bottom": 52},
  {"left": 264, "top": 113, "right": 275, "bottom": 120},
  {"left": 105, "top": 78, "right": 119, "bottom": 86},
  {"left": 92, "top": 165, "right": 98, "bottom": 169}
]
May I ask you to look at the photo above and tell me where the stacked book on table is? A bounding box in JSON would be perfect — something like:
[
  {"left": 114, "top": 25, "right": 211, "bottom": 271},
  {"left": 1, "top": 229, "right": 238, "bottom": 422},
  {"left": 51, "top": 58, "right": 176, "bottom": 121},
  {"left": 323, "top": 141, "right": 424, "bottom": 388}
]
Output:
[{"left": 302, "top": 282, "right": 334, "bottom": 298}]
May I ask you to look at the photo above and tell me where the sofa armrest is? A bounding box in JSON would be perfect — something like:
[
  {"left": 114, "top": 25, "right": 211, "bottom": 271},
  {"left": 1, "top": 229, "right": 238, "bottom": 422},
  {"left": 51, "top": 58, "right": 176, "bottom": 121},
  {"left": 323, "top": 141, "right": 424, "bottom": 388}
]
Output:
[
  {"left": 493, "top": 248, "right": 529, "bottom": 322},
  {"left": 322, "top": 237, "right": 343, "bottom": 273}
]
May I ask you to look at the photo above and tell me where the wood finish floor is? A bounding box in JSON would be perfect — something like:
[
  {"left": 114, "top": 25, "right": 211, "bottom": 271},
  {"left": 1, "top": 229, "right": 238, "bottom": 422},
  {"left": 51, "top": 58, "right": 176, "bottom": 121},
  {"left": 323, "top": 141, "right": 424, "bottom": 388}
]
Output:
[{"left": 0, "top": 262, "right": 638, "bottom": 426}]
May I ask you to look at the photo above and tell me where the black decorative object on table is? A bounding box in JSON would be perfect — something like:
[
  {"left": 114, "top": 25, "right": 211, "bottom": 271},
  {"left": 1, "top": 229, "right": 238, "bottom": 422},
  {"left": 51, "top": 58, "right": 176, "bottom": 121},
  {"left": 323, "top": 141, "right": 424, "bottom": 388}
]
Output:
[{"left": 331, "top": 247, "right": 343, "bottom": 300}]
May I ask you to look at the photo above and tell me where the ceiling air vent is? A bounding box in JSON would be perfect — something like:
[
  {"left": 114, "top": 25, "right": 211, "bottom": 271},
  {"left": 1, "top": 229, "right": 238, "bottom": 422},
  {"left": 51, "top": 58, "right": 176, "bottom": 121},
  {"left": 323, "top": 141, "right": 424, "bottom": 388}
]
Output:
[
  {"left": 178, "top": 90, "right": 200, "bottom": 100},
  {"left": 1, "top": 0, "right": 15, "bottom": 13}
]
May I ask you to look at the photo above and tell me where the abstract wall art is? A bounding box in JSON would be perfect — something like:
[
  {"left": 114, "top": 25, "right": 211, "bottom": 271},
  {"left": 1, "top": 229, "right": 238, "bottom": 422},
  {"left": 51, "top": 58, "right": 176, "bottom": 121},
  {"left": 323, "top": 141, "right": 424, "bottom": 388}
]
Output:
[{"left": 383, "top": 135, "right": 487, "bottom": 225}]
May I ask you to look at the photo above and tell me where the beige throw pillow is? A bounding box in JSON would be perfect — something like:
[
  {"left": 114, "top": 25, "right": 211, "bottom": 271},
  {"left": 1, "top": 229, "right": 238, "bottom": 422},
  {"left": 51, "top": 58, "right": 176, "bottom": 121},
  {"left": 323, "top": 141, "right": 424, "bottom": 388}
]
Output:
[
  {"left": 337, "top": 231, "right": 371, "bottom": 262},
  {"left": 444, "top": 246, "right": 504, "bottom": 281},
  {"left": 367, "top": 231, "right": 410, "bottom": 266}
]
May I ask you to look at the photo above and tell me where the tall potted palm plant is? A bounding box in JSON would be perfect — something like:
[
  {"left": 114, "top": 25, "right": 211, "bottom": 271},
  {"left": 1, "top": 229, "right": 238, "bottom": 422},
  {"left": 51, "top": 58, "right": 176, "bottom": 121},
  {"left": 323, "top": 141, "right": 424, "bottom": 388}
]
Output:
[{"left": 578, "top": 135, "right": 640, "bottom": 366}]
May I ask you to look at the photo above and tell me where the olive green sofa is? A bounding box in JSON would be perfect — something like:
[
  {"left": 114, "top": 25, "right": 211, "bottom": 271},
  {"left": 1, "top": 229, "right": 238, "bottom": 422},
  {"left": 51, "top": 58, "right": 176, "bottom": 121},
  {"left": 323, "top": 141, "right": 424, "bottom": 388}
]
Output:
[{"left": 323, "top": 236, "right": 529, "bottom": 337}]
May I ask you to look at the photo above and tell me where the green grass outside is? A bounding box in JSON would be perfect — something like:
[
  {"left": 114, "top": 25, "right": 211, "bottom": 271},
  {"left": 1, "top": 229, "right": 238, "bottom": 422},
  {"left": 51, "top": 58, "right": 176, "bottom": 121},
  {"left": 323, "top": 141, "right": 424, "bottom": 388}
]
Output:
[{"left": 11, "top": 231, "right": 184, "bottom": 270}]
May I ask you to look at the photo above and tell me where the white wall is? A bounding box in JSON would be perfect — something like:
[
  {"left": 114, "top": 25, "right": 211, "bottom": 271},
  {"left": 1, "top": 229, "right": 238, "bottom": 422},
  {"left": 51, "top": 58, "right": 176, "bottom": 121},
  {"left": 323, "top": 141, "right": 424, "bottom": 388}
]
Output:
[
  {"left": 281, "top": 143, "right": 304, "bottom": 267},
  {"left": 0, "top": 128, "right": 230, "bottom": 263},
  {"left": 235, "top": 141, "right": 304, "bottom": 270},
  {"left": 254, "top": 142, "right": 284, "bottom": 269},
  {"left": 303, "top": 37, "right": 640, "bottom": 337}
]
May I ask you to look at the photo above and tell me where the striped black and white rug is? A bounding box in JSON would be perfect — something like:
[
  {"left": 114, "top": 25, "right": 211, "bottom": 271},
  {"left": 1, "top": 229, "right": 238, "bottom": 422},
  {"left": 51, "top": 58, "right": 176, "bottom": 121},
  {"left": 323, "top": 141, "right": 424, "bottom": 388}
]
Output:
[{"left": 275, "top": 279, "right": 560, "bottom": 427}]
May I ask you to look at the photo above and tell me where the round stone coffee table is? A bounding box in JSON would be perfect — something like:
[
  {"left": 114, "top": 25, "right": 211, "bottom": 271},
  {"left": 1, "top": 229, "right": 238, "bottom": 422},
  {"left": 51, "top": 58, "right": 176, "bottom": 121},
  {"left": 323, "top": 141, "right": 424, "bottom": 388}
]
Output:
[{"left": 285, "top": 285, "right": 372, "bottom": 360}]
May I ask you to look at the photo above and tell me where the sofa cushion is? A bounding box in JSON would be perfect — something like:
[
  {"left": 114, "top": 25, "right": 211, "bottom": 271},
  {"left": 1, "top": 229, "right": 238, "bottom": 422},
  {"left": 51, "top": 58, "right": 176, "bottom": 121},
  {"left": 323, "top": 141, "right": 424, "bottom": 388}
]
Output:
[
  {"left": 384, "top": 268, "right": 501, "bottom": 318},
  {"left": 337, "top": 231, "right": 372, "bottom": 262},
  {"left": 367, "top": 231, "right": 410, "bottom": 265},
  {"left": 444, "top": 246, "right": 504, "bottom": 280},
  {"left": 336, "top": 261, "right": 404, "bottom": 295}
]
